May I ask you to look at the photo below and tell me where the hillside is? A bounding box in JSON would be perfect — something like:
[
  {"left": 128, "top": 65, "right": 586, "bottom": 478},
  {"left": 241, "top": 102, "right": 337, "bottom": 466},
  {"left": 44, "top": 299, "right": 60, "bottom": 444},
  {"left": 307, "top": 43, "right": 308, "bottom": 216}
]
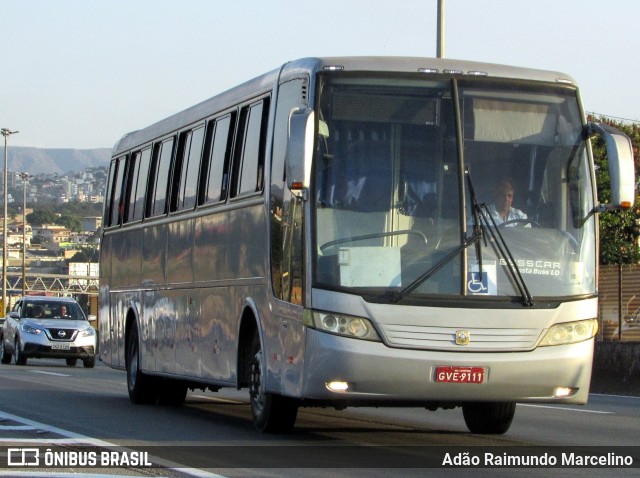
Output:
[{"left": 8, "top": 147, "right": 111, "bottom": 175}]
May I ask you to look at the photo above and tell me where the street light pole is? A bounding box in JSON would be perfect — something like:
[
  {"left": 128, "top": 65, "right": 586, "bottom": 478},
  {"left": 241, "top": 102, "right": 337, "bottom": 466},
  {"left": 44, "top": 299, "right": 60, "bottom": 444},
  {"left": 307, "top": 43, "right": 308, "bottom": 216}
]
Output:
[
  {"left": 18, "top": 173, "right": 29, "bottom": 297},
  {"left": 1, "top": 128, "right": 19, "bottom": 313},
  {"left": 437, "top": 0, "right": 446, "bottom": 59}
]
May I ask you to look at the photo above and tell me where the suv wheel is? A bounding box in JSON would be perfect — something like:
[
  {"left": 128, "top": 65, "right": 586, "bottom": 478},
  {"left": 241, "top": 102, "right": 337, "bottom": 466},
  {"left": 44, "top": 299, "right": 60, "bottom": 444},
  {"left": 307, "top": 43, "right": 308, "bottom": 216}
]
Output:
[
  {"left": 0, "top": 337, "right": 11, "bottom": 364},
  {"left": 15, "top": 338, "right": 27, "bottom": 366}
]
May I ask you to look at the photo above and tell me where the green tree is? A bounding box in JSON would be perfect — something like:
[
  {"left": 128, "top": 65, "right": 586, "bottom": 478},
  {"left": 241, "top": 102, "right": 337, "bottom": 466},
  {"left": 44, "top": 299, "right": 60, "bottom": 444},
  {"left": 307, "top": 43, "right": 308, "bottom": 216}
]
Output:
[
  {"left": 55, "top": 214, "right": 82, "bottom": 232},
  {"left": 590, "top": 116, "right": 640, "bottom": 264},
  {"left": 27, "top": 208, "right": 57, "bottom": 226},
  {"left": 69, "top": 247, "right": 99, "bottom": 263}
]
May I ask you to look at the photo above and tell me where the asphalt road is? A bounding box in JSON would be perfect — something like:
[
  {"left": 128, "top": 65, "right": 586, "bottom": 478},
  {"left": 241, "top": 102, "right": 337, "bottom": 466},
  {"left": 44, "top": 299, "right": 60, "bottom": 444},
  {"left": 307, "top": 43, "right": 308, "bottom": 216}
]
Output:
[{"left": 0, "top": 358, "right": 638, "bottom": 477}]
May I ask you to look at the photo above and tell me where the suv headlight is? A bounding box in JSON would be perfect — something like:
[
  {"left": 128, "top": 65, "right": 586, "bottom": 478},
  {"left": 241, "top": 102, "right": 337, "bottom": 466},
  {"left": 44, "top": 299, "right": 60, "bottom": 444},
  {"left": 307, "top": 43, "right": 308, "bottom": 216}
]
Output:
[
  {"left": 79, "top": 328, "right": 96, "bottom": 338},
  {"left": 539, "top": 319, "right": 598, "bottom": 346},
  {"left": 20, "top": 323, "right": 43, "bottom": 335},
  {"left": 304, "top": 309, "right": 381, "bottom": 341}
]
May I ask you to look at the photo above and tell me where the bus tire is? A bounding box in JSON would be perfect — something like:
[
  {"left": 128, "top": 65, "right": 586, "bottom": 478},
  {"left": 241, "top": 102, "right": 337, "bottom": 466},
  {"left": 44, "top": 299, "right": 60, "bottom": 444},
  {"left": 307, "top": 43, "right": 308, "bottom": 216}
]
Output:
[
  {"left": 126, "top": 322, "right": 157, "bottom": 404},
  {"left": 249, "top": 338, "right": 299, "bottom": 433},
  {"left": 462, "top": 401, "right": 516, "bottom": 434}
]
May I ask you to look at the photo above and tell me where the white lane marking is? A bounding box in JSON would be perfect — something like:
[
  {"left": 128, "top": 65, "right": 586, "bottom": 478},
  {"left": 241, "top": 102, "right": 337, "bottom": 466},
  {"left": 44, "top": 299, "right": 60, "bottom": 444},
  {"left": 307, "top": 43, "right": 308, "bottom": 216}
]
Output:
[
  {"left": 30, "top": 370, "right": 71, "bottom": 377},
  {"left": 0, "top": 411, "right": 226, "bottom": 478},
  {"left": 519, "top": 404, "right": 613, "bottom": 414},
  {"left": 590, "top": 392, "right": 640, "bottom": 400}
]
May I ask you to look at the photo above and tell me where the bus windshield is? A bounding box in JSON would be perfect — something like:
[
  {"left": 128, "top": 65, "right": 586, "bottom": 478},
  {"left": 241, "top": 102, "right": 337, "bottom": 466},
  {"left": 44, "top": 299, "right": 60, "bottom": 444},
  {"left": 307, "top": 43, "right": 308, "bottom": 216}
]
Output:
[{"left": 313, "top": 75, "right": 595, "bottom": 302}]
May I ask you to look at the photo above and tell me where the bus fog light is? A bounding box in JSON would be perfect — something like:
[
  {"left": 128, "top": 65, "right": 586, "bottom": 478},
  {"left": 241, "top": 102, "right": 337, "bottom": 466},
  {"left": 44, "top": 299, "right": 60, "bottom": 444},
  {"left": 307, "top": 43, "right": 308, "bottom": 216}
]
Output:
[
  {"left": 326, "top": 381, "right": 349, "bottom": 392},
  {"left": 553, "top": 387, "right": 576, "bottom": 398}
]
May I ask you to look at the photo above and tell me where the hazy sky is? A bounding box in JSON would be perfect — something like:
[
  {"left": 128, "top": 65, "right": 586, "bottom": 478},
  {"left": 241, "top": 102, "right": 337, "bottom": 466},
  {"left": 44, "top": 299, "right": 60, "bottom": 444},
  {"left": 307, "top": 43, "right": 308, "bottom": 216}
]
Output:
[{"left": 1, "top": 0, "right": 638, "bottom": 149}]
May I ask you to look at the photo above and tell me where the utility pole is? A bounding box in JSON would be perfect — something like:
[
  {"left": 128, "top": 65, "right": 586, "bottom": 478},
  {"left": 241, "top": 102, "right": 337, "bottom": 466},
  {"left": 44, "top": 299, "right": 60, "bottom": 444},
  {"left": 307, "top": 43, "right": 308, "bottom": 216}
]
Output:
[
  {"left": 1, "top": 128, "right": 19, "bottom": 313},
  {"left": 19, "top": 172, "right": 29, "bottom": 297},
  {"left": 437, "top": 0, "right": 446, "bottom": 58}
]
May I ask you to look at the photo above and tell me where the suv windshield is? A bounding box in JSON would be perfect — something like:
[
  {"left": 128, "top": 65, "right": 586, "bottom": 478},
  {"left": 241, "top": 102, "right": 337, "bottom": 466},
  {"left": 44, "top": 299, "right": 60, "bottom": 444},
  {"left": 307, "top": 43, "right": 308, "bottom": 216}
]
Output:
[
  {"left": 20, "top": 301, "right": 85, "bottom": 320},
  {"left": 312, "top": 74, "right": 595, "bottom": 302}
]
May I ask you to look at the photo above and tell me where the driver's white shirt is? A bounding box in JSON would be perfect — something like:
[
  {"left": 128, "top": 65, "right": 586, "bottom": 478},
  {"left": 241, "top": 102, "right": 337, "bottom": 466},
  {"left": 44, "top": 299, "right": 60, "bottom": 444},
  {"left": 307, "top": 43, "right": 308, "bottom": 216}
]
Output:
[{"left": 484, "top": 204, "right": 527, "bottom": 226}]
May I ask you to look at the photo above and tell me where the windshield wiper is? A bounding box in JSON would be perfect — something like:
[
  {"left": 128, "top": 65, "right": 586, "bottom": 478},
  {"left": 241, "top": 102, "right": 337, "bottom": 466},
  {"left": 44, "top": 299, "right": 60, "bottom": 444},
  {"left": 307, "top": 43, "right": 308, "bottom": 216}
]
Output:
[
  {"left": 476, "top": 203, "right": 535, "bottom": 307},
  {"left": 386, "top": 231, "right": 483, "bottom": 303},
  {"left": 386, "top": 167, "right": 486, "bottom": 304},
  {"left": 388, "top": 168, "right": 534, "bottom": 306},
  {"left": 466, "top": 166, "right": 534, "bottom": 307}
]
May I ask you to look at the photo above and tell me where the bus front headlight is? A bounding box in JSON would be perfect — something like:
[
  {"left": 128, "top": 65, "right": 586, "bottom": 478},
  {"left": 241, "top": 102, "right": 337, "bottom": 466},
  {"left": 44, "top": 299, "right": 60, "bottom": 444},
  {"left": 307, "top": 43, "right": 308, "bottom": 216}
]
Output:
[
  {"left": 539, "top": 319, "right": 598, "bottom": 346},
  {"left": 304, "top": 310, "right": 381, "bottom": 342}
]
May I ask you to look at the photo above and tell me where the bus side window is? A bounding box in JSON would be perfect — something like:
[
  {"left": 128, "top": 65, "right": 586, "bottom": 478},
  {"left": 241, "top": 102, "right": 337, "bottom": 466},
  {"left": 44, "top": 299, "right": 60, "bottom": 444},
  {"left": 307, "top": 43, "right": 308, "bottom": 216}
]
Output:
[
  {"left": 109, "top": 155, "right": 127, "bottom": 226},
  {"left": 103, "top": 158, "right": 118, "bottom": 227},
  {"left": 123, "top": 151, "right": 140, "bottom": 223},
  {"left": 232, "top": 98, "right": 269, "bottom": 197},
  {"left": 132, "top": 148, "right": 152, "bottom": 221},
  {"left": 173, "top": 125, "right": 205, "bottom": 212},
  {"left": 147, "top": 137, "right": 175, "bottom": 217},
  {"left": 200, "top": 114, "right": 235, "bottom": 205}
]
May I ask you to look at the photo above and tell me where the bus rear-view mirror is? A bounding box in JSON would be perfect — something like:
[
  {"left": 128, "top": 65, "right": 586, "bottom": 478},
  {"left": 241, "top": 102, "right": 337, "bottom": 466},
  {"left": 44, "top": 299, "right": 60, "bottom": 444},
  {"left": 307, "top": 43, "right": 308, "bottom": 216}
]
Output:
[
  {"left": 286, "top": 107, "right": 315, "bottom": 196},
  {"left": 588, "top": 122, "right": 635, "bottom": 210}
]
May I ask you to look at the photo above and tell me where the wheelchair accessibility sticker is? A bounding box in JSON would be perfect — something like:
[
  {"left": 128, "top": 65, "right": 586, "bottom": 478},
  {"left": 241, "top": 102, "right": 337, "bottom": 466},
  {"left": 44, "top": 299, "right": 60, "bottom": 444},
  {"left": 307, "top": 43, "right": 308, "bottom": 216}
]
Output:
[{"left": 467, "top": 263, "right": 497, "bottom": 295}]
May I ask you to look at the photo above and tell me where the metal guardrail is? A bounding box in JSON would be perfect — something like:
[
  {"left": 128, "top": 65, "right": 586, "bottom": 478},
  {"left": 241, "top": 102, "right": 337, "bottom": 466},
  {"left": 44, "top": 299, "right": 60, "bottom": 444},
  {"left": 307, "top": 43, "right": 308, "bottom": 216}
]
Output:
[{"left": 2, "top": 272, "right": 99, "bottom": 296}]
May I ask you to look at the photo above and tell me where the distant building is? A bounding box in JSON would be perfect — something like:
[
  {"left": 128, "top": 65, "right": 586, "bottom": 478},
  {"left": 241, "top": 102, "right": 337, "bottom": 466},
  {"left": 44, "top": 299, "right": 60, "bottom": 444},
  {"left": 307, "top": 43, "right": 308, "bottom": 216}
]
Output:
[
  {"left": 82, "top": 217, "right": 102, "bottom": 232},
  {"left": 33, "top": 225, "right": 70, "bottom": 244}
]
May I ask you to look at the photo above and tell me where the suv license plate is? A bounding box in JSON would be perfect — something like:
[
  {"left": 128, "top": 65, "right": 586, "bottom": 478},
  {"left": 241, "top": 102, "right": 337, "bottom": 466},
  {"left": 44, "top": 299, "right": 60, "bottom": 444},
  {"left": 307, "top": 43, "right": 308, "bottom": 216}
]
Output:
[
  {"left": 435, "top": 366, "right": 485, "bottom": 384},
  {"left": 51, "top": 343, "right": 71, "bottom": 350}
]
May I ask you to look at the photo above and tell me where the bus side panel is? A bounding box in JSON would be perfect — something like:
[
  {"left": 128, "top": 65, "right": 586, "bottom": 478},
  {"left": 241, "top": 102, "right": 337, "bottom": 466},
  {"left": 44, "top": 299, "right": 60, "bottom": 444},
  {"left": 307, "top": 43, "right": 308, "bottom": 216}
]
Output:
[
  {"left": 98, "top": 233, "right": 114, "bottom": 366},
  {"left": 192, "top": 203, "right": 271, "bottom": 382},
  {"left": 193, "top": 204, "right": 266, "bottom": 281},
  {"left": 194, "top": 212, "right": 231, "bottom": 281},
  {"left": 142, "top": 223, "right": 168, "bottom": 286},
  {"left": 167, "top": 217, "right": 195, "bottom": 285},
  {"left": 191, "top": 286, "right": 234, "bottom": 382},
  {"left": 110, "top": 227, "right": 142, "bottom": 288}
]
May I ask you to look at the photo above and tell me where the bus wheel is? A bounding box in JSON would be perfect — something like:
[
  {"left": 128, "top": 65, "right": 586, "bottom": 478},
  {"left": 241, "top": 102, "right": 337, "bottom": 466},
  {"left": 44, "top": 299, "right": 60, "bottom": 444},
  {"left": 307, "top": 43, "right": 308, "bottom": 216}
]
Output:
[
  {"left": 249, "top": 338, "right": 299, "bottom": 433},
  {"left": 462, "top": 401, "right": 516, "bottom": 434},
  {"left": 126, "top": 322, "right": 157, "bottom": 404}
]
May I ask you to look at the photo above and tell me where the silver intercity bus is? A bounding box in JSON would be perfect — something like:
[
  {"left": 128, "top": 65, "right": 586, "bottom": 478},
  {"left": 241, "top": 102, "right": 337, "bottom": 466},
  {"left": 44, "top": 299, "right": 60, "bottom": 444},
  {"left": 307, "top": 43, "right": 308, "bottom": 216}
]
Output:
[{"left": 99, "top": 57, "right": 635, "bottom": 433}]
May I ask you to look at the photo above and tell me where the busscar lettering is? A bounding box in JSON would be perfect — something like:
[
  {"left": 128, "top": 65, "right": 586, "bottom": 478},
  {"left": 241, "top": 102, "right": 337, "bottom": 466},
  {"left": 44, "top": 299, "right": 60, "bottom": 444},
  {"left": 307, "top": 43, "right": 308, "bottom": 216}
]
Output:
[{"left": 499, "top": 258, "right": 561, "bottom": 276}]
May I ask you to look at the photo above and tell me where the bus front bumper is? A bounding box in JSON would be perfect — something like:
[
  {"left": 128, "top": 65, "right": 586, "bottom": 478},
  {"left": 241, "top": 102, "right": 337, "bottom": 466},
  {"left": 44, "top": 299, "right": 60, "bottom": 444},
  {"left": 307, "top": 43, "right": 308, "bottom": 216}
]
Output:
[{"left": 301, "top": 328, "right": 593, "bottom": 405}]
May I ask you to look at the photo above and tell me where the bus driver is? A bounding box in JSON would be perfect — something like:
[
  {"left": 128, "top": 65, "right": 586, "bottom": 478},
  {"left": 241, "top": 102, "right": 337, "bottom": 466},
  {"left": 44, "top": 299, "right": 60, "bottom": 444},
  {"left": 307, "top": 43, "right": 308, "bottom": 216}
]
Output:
[{"left": 485, "top": 178, "right": 527, "bottom": 226}]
